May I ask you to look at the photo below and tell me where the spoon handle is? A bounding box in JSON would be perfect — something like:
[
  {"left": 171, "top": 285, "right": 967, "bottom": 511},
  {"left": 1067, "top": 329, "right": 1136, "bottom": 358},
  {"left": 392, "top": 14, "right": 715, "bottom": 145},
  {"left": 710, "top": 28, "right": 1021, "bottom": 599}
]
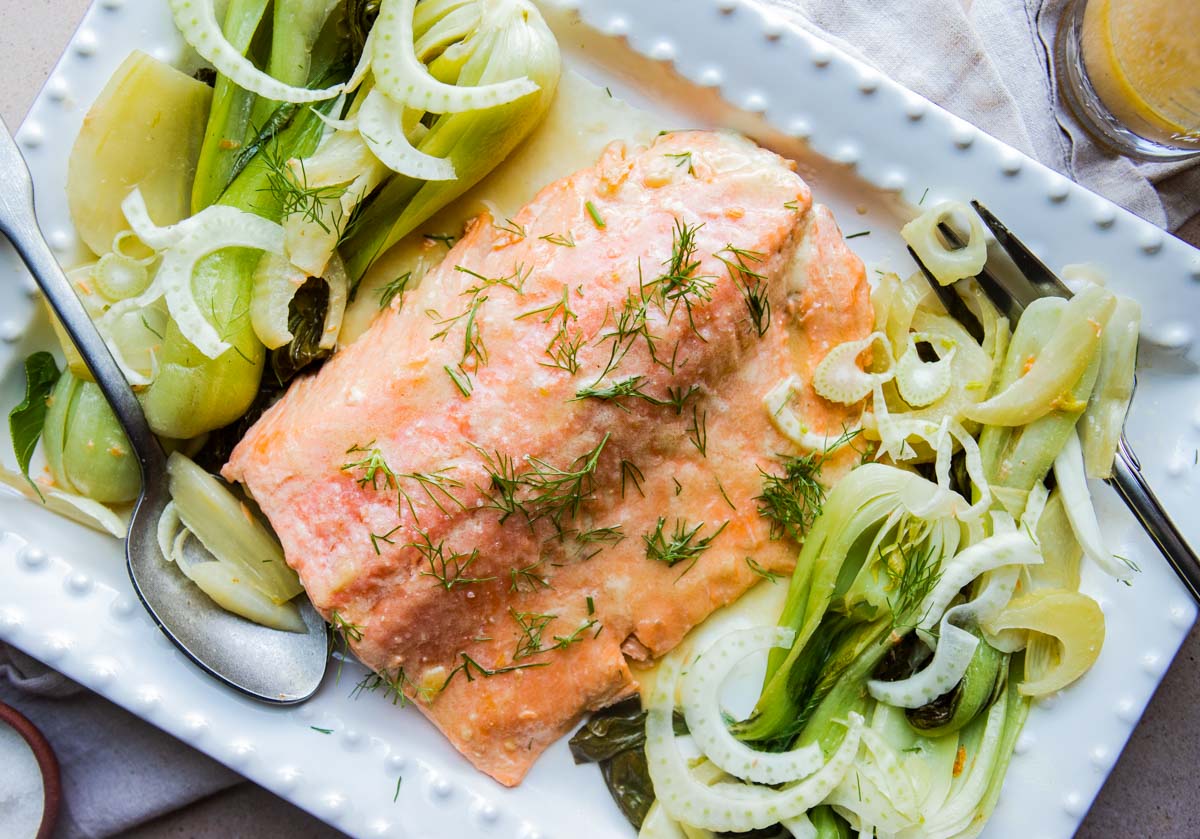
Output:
[{"left": 0, "top": 117, "right": 164, "bottom": 476}]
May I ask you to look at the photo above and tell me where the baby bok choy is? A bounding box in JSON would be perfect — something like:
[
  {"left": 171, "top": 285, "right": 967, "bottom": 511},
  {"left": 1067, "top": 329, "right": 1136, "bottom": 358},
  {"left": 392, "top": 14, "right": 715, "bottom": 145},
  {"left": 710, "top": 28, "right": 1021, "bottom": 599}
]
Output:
[{"left": 335, "top": 0, "right": 562, "bottom": 286}]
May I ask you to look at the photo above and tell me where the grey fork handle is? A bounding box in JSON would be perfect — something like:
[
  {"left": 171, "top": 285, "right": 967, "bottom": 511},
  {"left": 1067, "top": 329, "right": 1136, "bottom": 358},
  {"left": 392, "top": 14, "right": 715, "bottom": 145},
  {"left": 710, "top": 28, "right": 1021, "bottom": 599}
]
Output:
[
  {"left": 0, "top": 117, "right": 165, "bottom": 478},
  {"left": 1109, "top": 436, "right": 1200, "bottom": 602}
]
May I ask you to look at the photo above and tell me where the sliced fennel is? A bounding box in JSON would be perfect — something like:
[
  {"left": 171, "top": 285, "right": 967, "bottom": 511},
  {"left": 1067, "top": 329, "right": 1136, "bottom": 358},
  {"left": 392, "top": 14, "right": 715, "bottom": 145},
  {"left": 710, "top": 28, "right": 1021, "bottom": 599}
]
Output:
[
  {"left": 1079, "top": 296, "right": 1140, "bottom": 479},
  {"left": 1053, "top": 430, "right": 1135, "bottom": 581},
  {"left": 165, "top": 452, "right": 303, "bottom": 605},
  {"left": 646, "top": 646, "right": 864, "bottom": 832},
  {"left": 358, "top": 88, "right": 458, "bottom": 179},
  {"left": 812, "top": 332, "right": 895, "bottom": 405},
  {"left": 894, "top": 332, "right": 956, "bottom": 408},
  {"left": 0, "top": 464, "right": 129, "bottom": 539},
  {"left": 679, "top": 626, "right": 826, "bottom": 785},
  {"left": 900, "top": 202, "right": 987, "bottom": 286},
  {"left": 765, "top": 376, "right": 861, "bottom": 452},
  {"left": 371, "top": 0, "right": 539, "bottom": 113},
  {"left": 168, "top": 0, "right": 349, "bottom": 104},
  {"left": 986, "top": 590, "right": 1105, "bottom": 697},
  {"left": 964, "top": 285, "right": 1115, "bottom": 427}
]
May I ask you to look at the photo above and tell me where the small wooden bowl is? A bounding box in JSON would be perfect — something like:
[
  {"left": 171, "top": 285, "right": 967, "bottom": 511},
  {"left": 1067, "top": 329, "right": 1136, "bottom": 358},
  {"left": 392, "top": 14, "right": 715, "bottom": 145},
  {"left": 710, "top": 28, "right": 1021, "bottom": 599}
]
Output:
[{"left": 0, "top": 701, "right": 61, "bottom": 839}]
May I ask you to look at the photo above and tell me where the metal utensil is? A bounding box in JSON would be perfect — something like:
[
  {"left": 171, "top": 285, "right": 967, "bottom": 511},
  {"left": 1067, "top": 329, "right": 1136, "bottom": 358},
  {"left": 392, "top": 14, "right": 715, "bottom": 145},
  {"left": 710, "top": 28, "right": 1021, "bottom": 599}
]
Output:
[
  {"left": 908, "top": 200, "right": 1200, "bottom": 603},
  {"left": 0, "top": 117, "right": 328, "bottom": 702}
]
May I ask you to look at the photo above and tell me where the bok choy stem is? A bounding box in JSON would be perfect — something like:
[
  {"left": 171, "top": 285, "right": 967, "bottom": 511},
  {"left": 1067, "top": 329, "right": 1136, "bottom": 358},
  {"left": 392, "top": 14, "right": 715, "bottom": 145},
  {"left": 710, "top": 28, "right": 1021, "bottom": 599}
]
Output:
[{"left": 191, "top": 0, "right": 271, "bottom": 213}]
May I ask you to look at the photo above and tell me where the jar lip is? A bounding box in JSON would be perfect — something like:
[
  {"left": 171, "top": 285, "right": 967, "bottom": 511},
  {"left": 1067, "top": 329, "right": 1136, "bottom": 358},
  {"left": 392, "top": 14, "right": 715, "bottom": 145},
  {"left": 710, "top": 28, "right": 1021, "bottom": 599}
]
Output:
[{"left": 0, "top": 700, "right": 62, "bottom": 839}]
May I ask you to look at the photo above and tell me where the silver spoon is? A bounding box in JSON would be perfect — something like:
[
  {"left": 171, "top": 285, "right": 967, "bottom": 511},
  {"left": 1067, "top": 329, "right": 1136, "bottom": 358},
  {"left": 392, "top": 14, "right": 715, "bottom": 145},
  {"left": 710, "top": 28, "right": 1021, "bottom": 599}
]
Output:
[{"left": 0, "top": 117, "right": 327, "bottom": 703}]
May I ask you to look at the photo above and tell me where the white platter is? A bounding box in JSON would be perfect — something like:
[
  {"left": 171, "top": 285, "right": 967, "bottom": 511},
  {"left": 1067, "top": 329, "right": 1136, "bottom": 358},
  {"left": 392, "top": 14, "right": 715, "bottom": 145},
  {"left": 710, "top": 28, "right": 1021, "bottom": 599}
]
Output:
[{"left": 3, "top": 1, "right": 1200, "bottom": 837}]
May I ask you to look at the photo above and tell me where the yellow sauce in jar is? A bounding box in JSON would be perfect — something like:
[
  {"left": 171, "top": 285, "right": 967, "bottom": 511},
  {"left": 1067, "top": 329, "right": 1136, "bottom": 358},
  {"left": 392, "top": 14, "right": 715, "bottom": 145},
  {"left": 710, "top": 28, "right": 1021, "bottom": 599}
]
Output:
[{"left": 1080, "top": 0, "right": 1200, "bottom": 148}]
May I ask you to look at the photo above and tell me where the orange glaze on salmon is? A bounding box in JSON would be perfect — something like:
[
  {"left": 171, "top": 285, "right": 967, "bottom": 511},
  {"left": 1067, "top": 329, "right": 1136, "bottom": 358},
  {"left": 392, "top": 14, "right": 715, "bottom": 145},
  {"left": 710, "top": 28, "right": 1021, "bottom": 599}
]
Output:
[{"left": 224, "top": 130, "right": 872, "bottom": 785}]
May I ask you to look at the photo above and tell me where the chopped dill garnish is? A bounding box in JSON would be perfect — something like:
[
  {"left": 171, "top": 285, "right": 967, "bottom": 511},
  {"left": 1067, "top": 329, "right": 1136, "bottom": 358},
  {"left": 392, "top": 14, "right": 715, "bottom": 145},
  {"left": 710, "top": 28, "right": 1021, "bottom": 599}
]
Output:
[
  {"left": 754, "top": 427, "right": 860, "bottom": 541},
  {"left": 511, "top": 609, "right": 556, "bottom": 659},
  {"left": 673, "top": 476, "right": 683, "bottom": 496},
  {"left": 310, "top": 726, "right": 333, "bottom": 734},
  {"left": 352, "top": 667, "right": 432, "bottom": 707},
  {"left": 574, "top": 376, "right": 699, "bottom": 415},
  {"left": 715, "top": 477, "right": 737, "bottom": 510},
  {"left": 393, "top": 776, "right": 403, "bottom": 802},
  {"left": 591, "top": 289, "right": 656, "bottom": 382},
  {"left": 845, "top": 230, "right": 871, "bottom": 240},
  {"left": 538, "top": 230, "right": 576, "bottom": 247},
  {"left": 369, "top": 525, "right": 401, "bottom": 555},
  {"left": 883, "top": 531, "right": 942, "bottom": 628},
  {"left": 543, "top": 323, "right": 585, "bottom": 374},
  {"left": 783, "top": 199, "right": 801, "bottom": 211},
  {"left": 643, "top": 517, "right": 728, "bottom": 576},
  {"left": 139, "top": 314, "right": 164, "bottom": 340},
  {"left": 586, "top": 596, "right": 595, "bottom": 615},
  {"left": 378, "top": 271, "right": 412, "bottom": 309},
  {"left": 517, "top": 286, "right": 574, "bottom": 322},
  {"left": 918, "top": 187, "right": 930, "bottom": 205},
  {"left": 620, "top": 459, "right": 645, "bottom": 498},
  {"left": 717, "top": 244, "right": 770, "bottom": 337},
  {"left": 260, "top": 142, "right": 346, "bottom": 233},
  {"left": 455, "top": 263, "right": 530, "bottom": 295},
  {"left": 585, "top": 200, "right": 606, "bottom": 229},
  {"left": 648, "top": 218, "right": 714, "bottom": 333},
  {"left": 510, "top": 610, "right": 599, "bottom": 662},
  {"left": 423, "top": 232, "right": 456, "bottom": 248},
  {"left": 552, "top": 619, "right": 598, "bottom": 651},
  {"left": 342, "top": 443, "right": 397, "bottom": 490},
  {"left": 509, "top": 560, "right": 552, "bottom": 593},
  {"left": 518, "top": 287, "right": 584, "bottom": 374},
  {"left": 578, "top": 525, "right": 625, "bottom": 545},
  {"left": 395, "top": 468, "right": 465, "bottom": 522},
  {"left": 330, "top": 610, "right": 364, "bottom": 643},
  {"left": 745, "top": 557, "right": 783, "bottom": 583},
  {"left": 440, "top": 652, "right": 547, "bottom": 691},
  {"left": 409, "top": 532, "right": 495, "bottom": 591},
  {"left": 474, "top": 434, "right": 611, "bottom": 530},
  {"left": 495, "top": 218, "right": 527, "bottom": 238},
  {"left": 686, "top": 403, "right": 708, "bottom": 457},
  {"left": 664, "top": 150, "right": 695, "bottom": 175},
  {"left": 445, "top": 365, "right": 473, "bottom": 396}
]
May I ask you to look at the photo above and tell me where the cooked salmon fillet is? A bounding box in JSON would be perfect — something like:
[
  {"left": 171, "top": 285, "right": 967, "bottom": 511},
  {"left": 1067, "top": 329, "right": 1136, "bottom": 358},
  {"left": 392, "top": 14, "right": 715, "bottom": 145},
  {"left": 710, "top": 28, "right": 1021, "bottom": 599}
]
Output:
[{"left": 224, "top": 130, "right": 871, "bottom": 785}]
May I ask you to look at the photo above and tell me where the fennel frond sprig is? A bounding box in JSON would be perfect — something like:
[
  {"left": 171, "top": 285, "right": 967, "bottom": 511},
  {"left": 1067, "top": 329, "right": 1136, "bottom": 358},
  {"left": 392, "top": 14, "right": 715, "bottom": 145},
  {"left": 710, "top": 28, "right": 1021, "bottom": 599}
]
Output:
[
  {"left": 409, "top": 531, "right": 496, "bottom": 591},
  {"left": 884, "top": 532, "right": 943, "bottom": 631},
  {"left": 474, "top": 434, "right": 611, "bottom": 531},
  {"left": 260, "top": 140, "right": 347, "bottom": 234},
  {"left": 509, "top": 559, "right": 552, "bottom": 593},
  {"left": 644, "top": 517, "right": 729, "bottom": 577},
  {"left": 754, "top": 427, "right": 862, "bottom": 541},
  {"left": 352, "top": 666, "right": 433, "bottom": 707},
  {"left": 717, "top": 244, "right": 771, "bottom": 337},
  {"left": 440, "top": 652, "right": 547, "bottom": 692},
  {"left": 342, "top": 443, "right": 398, "bottom": 491}
]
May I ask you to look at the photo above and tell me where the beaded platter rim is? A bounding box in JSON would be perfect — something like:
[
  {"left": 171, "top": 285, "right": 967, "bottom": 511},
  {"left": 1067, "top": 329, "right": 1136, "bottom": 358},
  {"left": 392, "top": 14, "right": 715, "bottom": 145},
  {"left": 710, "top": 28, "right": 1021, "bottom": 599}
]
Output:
[{"left": 1, "top": 1, "right": 1199, "bottom": 837}]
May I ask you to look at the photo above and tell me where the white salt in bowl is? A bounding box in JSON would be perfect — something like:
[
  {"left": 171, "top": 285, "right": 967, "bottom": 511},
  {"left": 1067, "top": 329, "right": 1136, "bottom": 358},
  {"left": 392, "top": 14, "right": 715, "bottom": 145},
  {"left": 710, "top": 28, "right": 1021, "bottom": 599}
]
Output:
[{"left": 0, "top": 702, "right": 59, "bottom": 839}]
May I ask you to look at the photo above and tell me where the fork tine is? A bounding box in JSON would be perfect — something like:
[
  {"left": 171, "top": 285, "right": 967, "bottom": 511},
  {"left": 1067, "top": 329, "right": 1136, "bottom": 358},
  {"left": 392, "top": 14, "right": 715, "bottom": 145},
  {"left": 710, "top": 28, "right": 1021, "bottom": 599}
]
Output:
[
  {"left": 934, "top": 220, "right": 1026, "bottom": 325},
  {"left": 906, "top": 245, "right": 986, "bottom": 343},
  {"left": 971, "top": 200, "right": 1075, "bottom": 300}
]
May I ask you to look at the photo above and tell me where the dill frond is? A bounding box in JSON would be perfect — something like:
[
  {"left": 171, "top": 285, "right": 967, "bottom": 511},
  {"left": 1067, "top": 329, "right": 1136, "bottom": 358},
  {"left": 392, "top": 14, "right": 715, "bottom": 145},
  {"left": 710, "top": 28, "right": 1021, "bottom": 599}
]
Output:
[
  {"left": 644, "top": 517, "right": 729, "bottom": 577},
  {"left": 409, "top": 532, "right": 496, "bottom": 591}
]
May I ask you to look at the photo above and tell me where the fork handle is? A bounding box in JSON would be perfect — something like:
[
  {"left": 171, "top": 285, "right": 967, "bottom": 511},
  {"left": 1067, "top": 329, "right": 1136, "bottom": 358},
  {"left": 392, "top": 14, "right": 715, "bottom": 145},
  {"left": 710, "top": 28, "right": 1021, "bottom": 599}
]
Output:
[{"left": 1108, "top": 437, "right": 1200, "bottom": 603}]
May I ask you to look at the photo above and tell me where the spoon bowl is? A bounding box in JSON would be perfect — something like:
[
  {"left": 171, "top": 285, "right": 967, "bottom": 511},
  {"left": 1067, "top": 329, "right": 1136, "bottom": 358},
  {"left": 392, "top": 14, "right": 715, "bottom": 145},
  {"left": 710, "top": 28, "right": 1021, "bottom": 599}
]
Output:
[{"left": 0, "top": 117, "right": 327, "bottom": 703}]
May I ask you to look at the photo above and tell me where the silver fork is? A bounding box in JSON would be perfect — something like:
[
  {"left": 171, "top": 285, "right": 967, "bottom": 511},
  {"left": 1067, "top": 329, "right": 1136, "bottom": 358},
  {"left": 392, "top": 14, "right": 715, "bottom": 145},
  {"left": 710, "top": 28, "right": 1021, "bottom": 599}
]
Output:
[
  {"left": 0, "top": 116, "right": 328, "bottom": 700},
  {"left": 908, "top": 200, "right": 1200, "bottom": 603}
]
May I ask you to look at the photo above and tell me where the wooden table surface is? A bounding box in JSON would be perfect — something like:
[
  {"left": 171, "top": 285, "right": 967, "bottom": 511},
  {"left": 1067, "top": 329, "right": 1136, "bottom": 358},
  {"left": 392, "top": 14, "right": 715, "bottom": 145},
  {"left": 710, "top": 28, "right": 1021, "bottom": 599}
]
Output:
[{"left": 1, "top": 1, "right": 1197, "bottom": 836}]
